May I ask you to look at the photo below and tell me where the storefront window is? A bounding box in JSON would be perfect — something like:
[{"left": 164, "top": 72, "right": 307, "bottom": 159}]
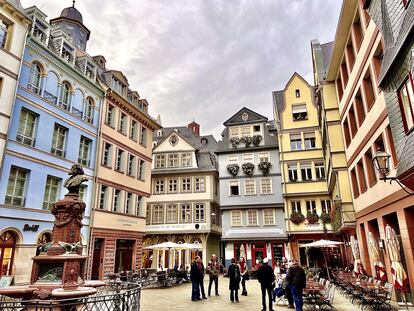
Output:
[{"left": 0, "top": 231, "right": 16, "bottom": 276}]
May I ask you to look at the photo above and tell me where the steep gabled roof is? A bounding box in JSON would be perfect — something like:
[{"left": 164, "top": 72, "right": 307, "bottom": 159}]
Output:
[{"left": 223, "top": 107, "right": 268, "bottom": 126}]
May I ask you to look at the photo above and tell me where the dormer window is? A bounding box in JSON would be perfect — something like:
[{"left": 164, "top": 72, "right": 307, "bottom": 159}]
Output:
[
  {"left": 295, "top": 89, "right": 301, "bottom": 98},
  {"left": 61, "top": 43, "right": 74, "bottom": 63},
  {"left": 292, "top": 104, "right": 308, "bottom": 121},
  {"left": 33, "top": 20, "right": 47, "bottom": 43},
  {"left": 111, "top": 76, "right": 125, "bottom": 96},
  {"left": 85, "top": 62, "right": 95, "bottom": 80}
]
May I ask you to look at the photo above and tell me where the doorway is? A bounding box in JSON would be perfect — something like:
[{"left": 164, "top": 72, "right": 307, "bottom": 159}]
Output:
[
  {"left": 91, "top": 238, "right": 104, "bottom": 280},
  {"left": 115, "top": 239, "right": 134, "bottom": 273},
  {"left": 252, "top": 243, "right": 266, "bottom": 267}
]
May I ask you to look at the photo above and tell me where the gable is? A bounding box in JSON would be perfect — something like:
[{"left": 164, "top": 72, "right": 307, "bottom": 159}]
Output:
[
  {"left": 153, "top": 131, "right": 196, "bottom": 153},
  {"left": 223, "top": 107, "right": 268, "bottom": 126}
]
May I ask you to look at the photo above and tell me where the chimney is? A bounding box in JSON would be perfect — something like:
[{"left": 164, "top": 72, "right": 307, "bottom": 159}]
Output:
[{"left": 188, "top": 120, "right": 200, "bottom": 136}]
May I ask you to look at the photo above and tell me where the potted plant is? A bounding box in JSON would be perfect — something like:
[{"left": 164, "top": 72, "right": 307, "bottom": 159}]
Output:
[
  {"left": 226, "top": 164, "right": 240, "bottom": 177},
  {"left": 320, "top": 212, "right": 331, "bottom": 224},
  {"left": 306, "top": 212, "right": 320, "bottom": 224},
  {"left": 242, "top": 163, "right": 255, "bottom": 176},
  {"left": 258, "top": 161, "right": 272, "bottom": 175},
  {"left": 252, "top": 135, "right": 262, "bottom": 146},
  {"left": 241, "top": 136, "right": 253, "bottom": 147},
  {"left": 229, "top": 137, "right": 240, "bottom": 149},
  {"left": 290, "top": 212, "right": 305, "bottom": 225}
]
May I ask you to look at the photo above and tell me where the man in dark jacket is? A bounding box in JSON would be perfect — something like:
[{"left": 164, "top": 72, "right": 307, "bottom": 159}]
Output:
[
  {"left": 257, "top": 258, "right": 275, "bottom": 311},
  {"left": 207, "top": 254, "right": 221, "bottom": 296},
  {"left": 190, "top": 256, "right": 202, "bottom": 301},
  {"left": 286, "top": 259, "right": 306, "bottom": 311}
]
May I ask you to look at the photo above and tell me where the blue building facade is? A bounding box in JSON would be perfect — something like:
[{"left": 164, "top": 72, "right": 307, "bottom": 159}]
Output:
[
  {"left": 0, "top": 5, "right": 104, "bottom": 284},
  {"left": 216, "top": 108, "right": 286, "bottom": 268}
]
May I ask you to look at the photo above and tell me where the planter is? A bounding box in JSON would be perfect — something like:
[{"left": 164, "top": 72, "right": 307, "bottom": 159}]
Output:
[
  {"left": 258, "top": 161, "right": 272, "bottom": 175},
  {"left": 241, "top": 163, "right": 255, "bottom": 176},
  {"left": 320, "top": 212, "right": 331, "bottom": 224},
  {"left": 306, "top": 212, "right": 320, "bottom": 224},
  {"left": 252, "top": 135, "right": 262, "bottom": 146},
  {"left": 226, "top": 164, "right": 240, "bottom": 177},
  {"left": 290, "top": 212, "right": 305, "bottom": 225}
]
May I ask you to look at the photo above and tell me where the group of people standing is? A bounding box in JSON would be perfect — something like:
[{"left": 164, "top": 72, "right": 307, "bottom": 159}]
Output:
[{"left": 190, "top": 255, "right": 306, "bottom": 311}]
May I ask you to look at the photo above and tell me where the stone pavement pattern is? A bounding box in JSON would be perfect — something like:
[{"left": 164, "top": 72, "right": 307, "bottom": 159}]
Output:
[{"left": 141, "top": 276, "right": 356, "bottom": 311}]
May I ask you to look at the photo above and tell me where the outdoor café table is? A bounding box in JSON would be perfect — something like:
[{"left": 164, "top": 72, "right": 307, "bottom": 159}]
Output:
[{"left": 303, "top": 281, "right": 325, "bottom": 311}]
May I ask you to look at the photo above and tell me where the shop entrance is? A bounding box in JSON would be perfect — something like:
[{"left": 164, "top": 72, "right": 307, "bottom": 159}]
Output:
[
  {"left": 252, "top": 243, "right": 266, "bottom": 267},
  {"left": 115, "top": 239, "right": 135, "bottom": 273},
  {"left": 91, "top": 238, "right": 104, "bottom": 280}
]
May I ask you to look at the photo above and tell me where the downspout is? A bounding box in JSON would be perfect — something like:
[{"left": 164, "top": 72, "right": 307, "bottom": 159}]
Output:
[{"left": 0, "top": 27, "right": 29, "bottom": 175}]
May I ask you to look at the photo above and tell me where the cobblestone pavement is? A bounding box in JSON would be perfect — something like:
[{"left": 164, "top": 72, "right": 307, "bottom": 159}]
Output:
[{"left": 141, "top": 276, "right": 356, "bottom": 311}]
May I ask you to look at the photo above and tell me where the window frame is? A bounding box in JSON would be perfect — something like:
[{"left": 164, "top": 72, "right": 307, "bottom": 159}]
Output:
[
  {"left": 16, "top": 108, "right": 38, "bottom": 147},
  {"left": 229, "top": 180, "right": 240, "bottom": 196},
  {"left": 263, "top": 209, "right": 275, "bottom": 226},
  {"left": 194, "top": 203, "right": 205, "bottom": 222},
  {"left": 260, "top": 178, "right": 273, "bottom": 194},
  {"left": 244, "top": 179, "right": 256, "bottom": 195},
  {"left": 247, "top": 209, "right": 259, "bottom": 227},
  {"left": 5, "top": 167, "right": 29, "bottom": 207},
  {"left": 231, "top": 210, "right": 242, "bottom": 227},
  {"left": 397, "top": 73, "right": 414, "bottom": 133}
]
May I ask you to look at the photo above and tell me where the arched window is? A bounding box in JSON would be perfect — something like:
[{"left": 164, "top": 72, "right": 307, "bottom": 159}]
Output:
[
  {"left": 84, "top": 97, "right": 94, "bottom": 123},
  {"left": 37, "top": 232, "right": 52, "bottom": 245},
  {"left": 0, "top": 231, "right": 16, "bottom": 276},
  {"left": 59, "top": 81, "right": 71, "bottom": 110},
  {"left": 28, "top": 63, "right": 42, "bottom": 95}
]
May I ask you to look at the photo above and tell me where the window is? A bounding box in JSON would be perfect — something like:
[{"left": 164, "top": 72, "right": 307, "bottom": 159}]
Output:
[
  {"left": 364, "top": 149, "right": 377, "bottom": 186},
  {"left": 229, "top": 127, "right": 240, "bottom": 138},
  {"left": 155, "top": 154, "right": 166, "bottom": 168},
  {"left": 291, "top": 201, "right": 301, "bottom": 213},
  {"left": 154, "top": 179, "right": 164, "bottom": 194},
  {"left": 253, "top": 125, "right": 261, "bottom": 132},
  {"left": 59, "top": 82, "right": 71, "bottom": 110},
  {"left": 5, "top": 167, "right": 28, "bottom": 206},
  {"left": 168, "top": 154, "right": 179, "bottom": 167},
  {"left": 119, "top": 113, "right": 127, "bottom": 134},
  {"left": 321, "top": 200, "right": 331, "bottom": 214},
  {"left": 354, "top": 91, "right": 366, "bottom": 127},
  {"left": 111, "top": 76, "right": 125, "bottom": 95},
  {"left": 241, "top": 126, "right": 251, "bottom": 137},
  {"left": 194, "top": 204, "right": 205, "bottom": 222},
  {"left": 127, "top": 154, "right": 136, "bottom": 176},
  {"left": 263, "top": 209, "right": 275, "bottom": 225},
  {"left": 17, "top": 109, "right": 37, "bottom": 146},
  {"left": 166, "top": 204, "right": 178, "bottom": 223},
  {"left": 78, "top": 136, "right": 91, "bottom": 166},
  {"left": 153, "top": 205, "right": 164, "bottom": 224},
  {"left": 363, "top": 71, "right": 376, "bottom": 111},
  {"left": 180, "top": 204, "right": 192, "bottom": 223},
  {"left": 181, "top": 153, "right": 192, "bottom": 167},
  {"left": 84, "top": 98, "right": 94, "bottom": 123},
  {"left": 102, "top": 143, "right": 112, "bottom": 167},
  {"left": 130, "top": 120, "right": 138, "bottom": 141},
  {"left": 106, "top": 104, "right": 115, "bottom": 127},
  {"left": 113, "top": 189, "right": 121, "bottom": 212},
  {"left": 343, "top": 118, "right": 351, "bottom": 147},
  {"left": 315, "top": 163, "right": 325, "bottom": 179},
  {"left": 0, "top": 18, "right": 10, "bottom": 49},
  {"left": 228, "top": 155, "right": 238, "bottom": 163},
  {"left": 181, "top": 178, "right": 191, "bottom": 192},
  {"left": 61, "top": 43, "right": 74, "bottom": 62},
  {"left": 115, "top": 149, "right": 124, "bottom": 171},
  {"left": 397, "top": 74, "right": 414, "bottom": 132},
  {"left": 51, "top": 124, "right": 67, "bottom": 157},
  {"left": 28, "top": 63, "right": 42, "bottom": 95},
  {"left": 231, "top": 210, "right": 242, "bottom": 227},
  {"left": 244, "top": 153, "right": 254, "bottom": 162},
  {"left": 304, "top": 133, "right": 316, "bottom": 149},
  {"left": 247, "top": 210, "right": 258, "bottom": 226},
  {"left": 292, "top": 104, "right": 308, "bottom": 120},
  {"left": 290, "top": 134, "right": 302, "bottom": 150},
  {"left": 79, "top": 185, "right": 86, "bottom": 202},
  {"left": 167, "top": 178, "right": 178, "bottom": 193},
  {"left": 85, "top": 62, "right": 95, "bottom": 79},
  {"left": 288, "top": 164, "right": 298, "bottom": 182},
  {"left": 194, "top": 177, "right": 205, "bottom": 192},
  {"left": 357, "top": 159, "right": 367, "bottom": 193},
  {"left": 125, "top": 192, "right": 132, "bottom": 214},
  {"left": 402, "top": 0, "right": 411, "bottom": 8},
  {"left": 295, "top": 89, "right": 300, "bottom": 98},
  {"left": 99, "top": 185, "right": 108, "bottom": 210},
  {"left": 301, "top": 163, "right": 312, "bottom": 181},
  {"left": 306, "top": 201, "right": 317, "bottom": 214},
  {"left": 138, "top": 159, "right": 145, "bottom": 180},
  {"left": 259, "top": 152, "right": 269, "bottom": 163},
  {"left": 146, "top": 206, "right": 151, "bottom": 225},
  {"left": 260, "top": 178, "right": 272, "bottom": 194},
  {"left": 0, "top": 231, "right": 16, "bottom": 276},
  {"left": 348, "top": 106, "right": 358, "bottom": 137},
  {"left": 245, "top": 180, "right": 256, "bottom": 195},
  {"left": 351, "top": 168, "right": 359, "bottom": 198},
  {"left": 139, "top": 126, "right": 147, "bottom": 146},
  {"left": 136, "top": 196, "right": 143, "bottom": 216},
  {"left": 229, "top": 180, "right": 239, "bottom": 195}
]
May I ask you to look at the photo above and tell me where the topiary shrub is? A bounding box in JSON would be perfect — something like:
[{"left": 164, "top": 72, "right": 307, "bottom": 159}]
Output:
[
  {"left": 241, "top": 136, "right": 253, "bottom": 147},
  {"left": 258, "top": 161, "right": 272, "bottom": 175},
  {"left": 242, "top": 162, "right": 255, "bottom": 176},
  {"left": 229, "top": 137, "right": 240, "bottom": 149},
  {"left": 226, "top": 164, "right": 240, "bottom": 177}
]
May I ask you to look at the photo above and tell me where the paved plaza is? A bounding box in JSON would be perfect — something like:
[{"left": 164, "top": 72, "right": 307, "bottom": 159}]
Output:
[{"left": 141, "top": 276, "right": 355, "bottom": 311}]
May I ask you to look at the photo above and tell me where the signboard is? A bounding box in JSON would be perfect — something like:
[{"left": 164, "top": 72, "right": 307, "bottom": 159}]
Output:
[{"left": 0, "top": 276, "right": 13, "bottom": 287}]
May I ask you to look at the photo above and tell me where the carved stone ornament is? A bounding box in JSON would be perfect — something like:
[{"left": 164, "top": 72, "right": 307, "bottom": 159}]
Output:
[{"left": 64, "top": 164, "right": 88, "bottom": 195}]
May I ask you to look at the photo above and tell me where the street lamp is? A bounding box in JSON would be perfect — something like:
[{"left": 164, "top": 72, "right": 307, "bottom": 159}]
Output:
[{"left": 372, "top": 149, "right": 413, "bottom": 195}]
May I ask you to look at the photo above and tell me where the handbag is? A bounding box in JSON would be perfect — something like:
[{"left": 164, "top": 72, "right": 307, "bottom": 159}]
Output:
[{"left": 242, "top": 273, "right": 250, "bottom": 281}]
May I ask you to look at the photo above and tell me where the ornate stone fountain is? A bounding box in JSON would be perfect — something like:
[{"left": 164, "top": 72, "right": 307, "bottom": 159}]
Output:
[{"left": 0, "top": 164, "right": 104, "bottom": 300}]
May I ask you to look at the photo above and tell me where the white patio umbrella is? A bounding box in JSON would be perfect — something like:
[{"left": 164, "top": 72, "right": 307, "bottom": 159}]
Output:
[
  {"left": 143, "top": 241, "right": 181, "bottom": 250},
  {"left": 368, "top": 232, "right": 386, "bottom": 282},
  {"left": 350, "top": 236, "right": 366, "bottom": 275},
  {"left": 385, "top": 225, "right": 409, "bottom": 292},
  {"left": 300, "top": 239, "right": 343, "bottom": 281},
  {"left": 176, "top": 243, "right": 203, "bottom": 250}
]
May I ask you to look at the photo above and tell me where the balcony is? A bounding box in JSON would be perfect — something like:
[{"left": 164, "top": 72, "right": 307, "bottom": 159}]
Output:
[{"left": 43, "top": 91, "right": 57, "bottom": 104}]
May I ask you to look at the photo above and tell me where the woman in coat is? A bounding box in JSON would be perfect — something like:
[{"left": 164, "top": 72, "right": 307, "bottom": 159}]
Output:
[
  {"left": 238, "top": 257, "right": 249, "bottom": 296},
  {"left": 228, "top": 258, "right": 240, "bottom": 302}
]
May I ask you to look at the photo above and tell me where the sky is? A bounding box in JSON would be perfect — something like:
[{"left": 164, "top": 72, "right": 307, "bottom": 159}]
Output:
[{"left": 21, "top": 0, "right": 342, "bottom": 139}]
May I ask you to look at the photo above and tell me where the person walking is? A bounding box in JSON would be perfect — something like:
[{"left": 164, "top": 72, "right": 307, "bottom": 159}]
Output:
[
  {"left": 238, "top": 257, "right": 249, "bottom": 296},
  {"left": 207, "top": 254, "right": 221, "bottom": 296},
  {"left": 190, "top": 256, "right": 202, "bottom": 301},
  {"left": 286, "top": 259, "right": 306, "bottom": 311},
  {"left": 197, "top": 257, "right": 207, "bottom": 299},
  {"left": 228, "top": 258, "right": 240, "bottom": 302},
  {"left": 257, "top": 258, "right": 275, "bottom": 311}
]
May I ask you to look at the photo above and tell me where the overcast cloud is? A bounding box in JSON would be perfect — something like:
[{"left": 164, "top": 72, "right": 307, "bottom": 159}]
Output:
[{"left": 21, "top": 0, "right": 341, "bottom": 139}]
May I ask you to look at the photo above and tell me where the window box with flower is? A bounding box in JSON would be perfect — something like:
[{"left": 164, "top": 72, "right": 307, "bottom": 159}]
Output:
[
  {"left": 241, "top": 136, "right": 253, "bottom": 147},
  {"left": 252, "top": 135, "right": 262, "bottom": 146},
  {"left": 306, "top": 212, "right": 320, "bottom": 224},
  {"left": 258, "top": 161, "right": 272, "bottom": 175},
  {"left": 230, "top": 137, "right": 240, "bottom": 148},
  {"left": 227, "top": 164, "right": 240, "bottom": 177},
  {"left": 242, "top": 163, "right": 255, "bottom": 176},
  {"left": 290, "top": 212, "right": 305, "bottom": 225}
]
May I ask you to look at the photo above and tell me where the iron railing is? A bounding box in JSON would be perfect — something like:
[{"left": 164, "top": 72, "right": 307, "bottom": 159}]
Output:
[{"left": 0, "top": 282, "right": 141, "bottom": 311}]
